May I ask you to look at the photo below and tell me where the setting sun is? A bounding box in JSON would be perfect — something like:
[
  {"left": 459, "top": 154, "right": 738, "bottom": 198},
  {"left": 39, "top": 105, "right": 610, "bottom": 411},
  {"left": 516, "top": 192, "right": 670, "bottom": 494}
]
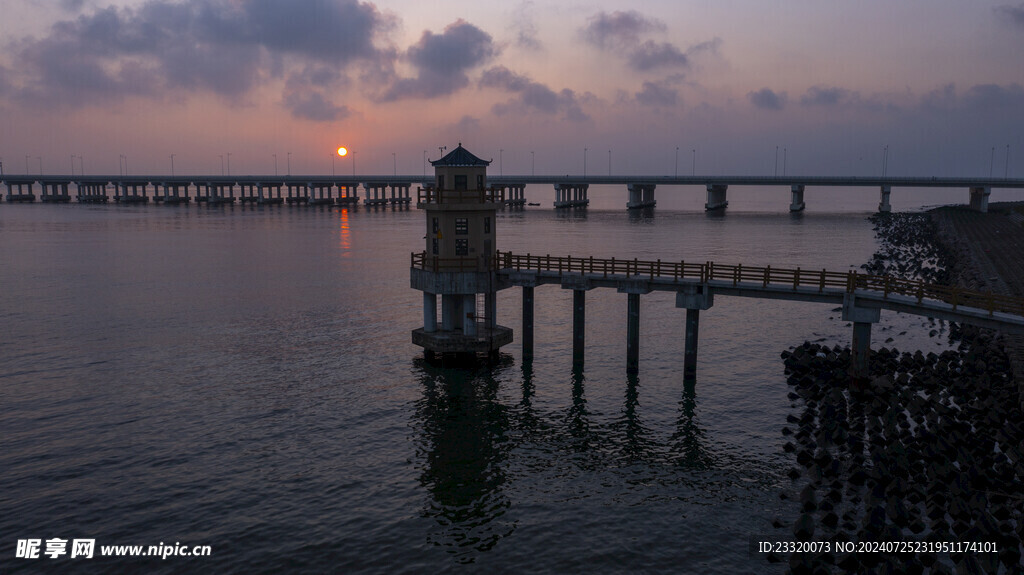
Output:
[{"left": 337, "top": 147, "right": 348, "bottom": 157}]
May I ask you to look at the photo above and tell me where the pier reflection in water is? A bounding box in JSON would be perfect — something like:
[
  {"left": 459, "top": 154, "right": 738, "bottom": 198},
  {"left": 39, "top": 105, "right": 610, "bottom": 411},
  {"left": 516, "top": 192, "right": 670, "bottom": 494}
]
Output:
[
  {"left": 413, "top": 360, "right": 516, "bottom": 561},
  {"left": 410, "top": 355, "right": 775, "bottom": 567}
]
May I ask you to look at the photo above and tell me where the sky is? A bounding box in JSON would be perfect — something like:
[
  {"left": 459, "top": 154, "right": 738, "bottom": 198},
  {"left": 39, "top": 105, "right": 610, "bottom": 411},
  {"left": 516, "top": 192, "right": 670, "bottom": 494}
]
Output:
[{"left": 1, "top": 0, "right": 1023, "bottom": 177}]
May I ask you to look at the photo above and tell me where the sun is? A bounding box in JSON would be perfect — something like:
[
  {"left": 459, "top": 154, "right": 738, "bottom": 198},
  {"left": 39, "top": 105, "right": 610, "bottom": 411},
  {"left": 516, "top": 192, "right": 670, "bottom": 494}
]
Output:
[{"left": 337, "top": 147, "right": 348, "bottom": 157}]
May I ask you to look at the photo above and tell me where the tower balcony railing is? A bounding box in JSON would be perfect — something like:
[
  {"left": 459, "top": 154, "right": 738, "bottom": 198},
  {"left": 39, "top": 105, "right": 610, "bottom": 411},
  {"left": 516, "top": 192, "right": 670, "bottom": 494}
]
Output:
[
  {"left": 416, "top": 185, "right": 506, "bottom": 205},
  {"left": 411, "top": 251, "right": 496, "bottom": 273}
]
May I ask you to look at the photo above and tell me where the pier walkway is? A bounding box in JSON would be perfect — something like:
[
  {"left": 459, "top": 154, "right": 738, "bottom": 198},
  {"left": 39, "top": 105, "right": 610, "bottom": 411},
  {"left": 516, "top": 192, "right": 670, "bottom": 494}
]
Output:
[{"left": 412, "top": 252, "right": 1024, "bottom": 378}]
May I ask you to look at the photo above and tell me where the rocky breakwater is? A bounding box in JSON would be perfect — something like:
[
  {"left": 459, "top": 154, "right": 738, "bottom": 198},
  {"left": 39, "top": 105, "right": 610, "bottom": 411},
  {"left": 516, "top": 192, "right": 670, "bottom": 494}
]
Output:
[{"left": 769, "top": 213, "right": 1024, "bottom": 574}]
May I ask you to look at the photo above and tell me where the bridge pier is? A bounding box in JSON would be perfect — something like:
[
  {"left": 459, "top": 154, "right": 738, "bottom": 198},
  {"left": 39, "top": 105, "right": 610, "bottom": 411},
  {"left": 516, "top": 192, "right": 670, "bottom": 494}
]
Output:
[
  {"left": 423, "top": 292, "right": 438, "bottom": 333},
  {"left": 76, "top": 182, "right": 108, "bottom": 203},
  {"left": 257, "top": 182, "right": 284, "bottom": 205},
  {"left": 309, "top": 183, "right": 334, "bottom": 205},
  {"left": 40, "top": 181, "right": 71, "bottom": 203},
  {"left": 789, "top": 185, "right": 806, "bottom": 212},
  {"left": 364, "top": 183, "right": 388, "bottom": 206},
  {"left": 156, "top": 182, "right": 190, "bottom": 204},
  {"left": 554, "top": 183, "right": 588, "bottom": 208},
  {"left": 626, "top": 293, "right": 640, "bottom": 374},
  {"left": 627, "top": 183, "right": 656, "bottom": 209},
  {"left": 969, "top": 186, "right": 990, "bottom": 213},
  {"left": 878, "top": 186, "right": 891, "bottom": 213},
  {"left": 522, "top": 286, "right": 535, "bottom": 360},
  {"left": 505, "top": 184, "right": 526, "bottom": 206},
  {"left": 4, "top": 180, "right": 37, "bottom": 202},
  {"left": 338, "top": 184, "right": 359, "bottom": 204},
  {"left": 705, "top": 184, "right": 728, "bottom": 211},
  {"left": 842, "top": 294, "right": 881, "bottom": 381},
  {"left": 286, "top": 183, "right": 308, "bottom": 204},
  {"left": 115, "top": 181, "right": 150, "bottom": 203},
  {"left": 676, "top": 285, "right": 714, "bottom": 382}
]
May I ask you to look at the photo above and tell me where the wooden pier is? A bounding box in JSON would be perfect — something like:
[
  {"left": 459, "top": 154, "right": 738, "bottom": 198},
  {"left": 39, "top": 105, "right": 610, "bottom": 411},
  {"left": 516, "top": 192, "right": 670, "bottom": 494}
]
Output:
[{"left": 412, "top": 251, "right": 1024, "bottom": 378}]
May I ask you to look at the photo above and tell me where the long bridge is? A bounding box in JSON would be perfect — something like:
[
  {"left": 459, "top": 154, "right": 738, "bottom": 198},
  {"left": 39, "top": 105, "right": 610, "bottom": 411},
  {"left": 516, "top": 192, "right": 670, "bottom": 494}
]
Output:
[
  {"left": 411, "top": 251, "right": 1024, "bottom": 379},
  {"left": 3, "top": 174, "right": 1024, "bottom": 213}
]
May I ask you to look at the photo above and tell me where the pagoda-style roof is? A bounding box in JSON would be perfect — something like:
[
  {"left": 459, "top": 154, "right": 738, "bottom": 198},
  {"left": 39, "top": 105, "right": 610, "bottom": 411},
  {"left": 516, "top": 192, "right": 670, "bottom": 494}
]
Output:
[{"left": 430, "top": 143, "right": 491, "bottom": 167}]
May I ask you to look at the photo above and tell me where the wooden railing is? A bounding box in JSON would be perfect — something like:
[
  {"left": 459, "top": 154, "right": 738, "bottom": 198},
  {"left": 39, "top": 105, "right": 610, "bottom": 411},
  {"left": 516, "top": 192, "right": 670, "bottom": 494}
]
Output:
[{"left": 410, "top": 251, "right": 1024, "bottom": 317}]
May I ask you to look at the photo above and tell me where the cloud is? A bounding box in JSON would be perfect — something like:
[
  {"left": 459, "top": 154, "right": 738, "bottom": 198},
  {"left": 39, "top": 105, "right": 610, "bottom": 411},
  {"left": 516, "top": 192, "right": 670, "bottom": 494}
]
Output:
[
  {"left": 581, "top": 10, "right": 665, "bottom": 49},
  {"left": 628, "top": 41, "right": 689, "bottom": 70},
  {"left": 635, "top": 81, "right": 678, "bottom": 107},
  {"left": 5, "top": 0, "right": 392, "bottom": 109},
  {"left": 995, "top": 3, "right": 1024, "bottom": 26},
  {"left": 511, "top": 1, "right": 542, "bottom": 50},
  {"left": 800, "top": 86, "right": 855, "bottom": 106},
  {"left": 748, "top": 88, "right": 786, "bottom": 110},
  {"left": 283, "top": 89, "right": 351, "bottom": 122},
  {"left": 480, "top": 66, "right": 589, "bottom": 121},
  {"left": 381, "top": 20, "right": 496, "bottom": 100},
  {"left": 963, "top": 83, "right": 1024, "bottom": 108}
]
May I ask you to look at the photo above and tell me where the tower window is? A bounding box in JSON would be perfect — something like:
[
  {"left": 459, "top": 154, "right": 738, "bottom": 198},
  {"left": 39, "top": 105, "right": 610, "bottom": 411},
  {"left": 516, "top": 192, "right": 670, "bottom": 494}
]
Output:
[
  {"left": 455, "top": 218, "right": 468, "bottom": 234},
  {"left": 432, "top": 217, "right": 439, "bottom": 233},
  {"left": 484, "top": 217, "right": 491, "bottom": 234},
  {"left": 432, "top": 238, "right": 439, "bottom": 255},
  {"left": 477, "top": 175, "right": 484, "bottom": 190},
  {"left": 455, "top": 175, "right": 467, "bottom": 190},
  {"left": 455, "top": 239, "right": 469, "bottom": 255}
]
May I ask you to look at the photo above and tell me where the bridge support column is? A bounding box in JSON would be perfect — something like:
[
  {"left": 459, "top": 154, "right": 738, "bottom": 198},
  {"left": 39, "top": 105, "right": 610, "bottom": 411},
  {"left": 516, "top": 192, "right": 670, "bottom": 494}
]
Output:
[
  {"left": 842, "top": 294, "right": 881, "bottom": 381},
  {"left": 626, "top": 183, "right": 656, "bottom": 209},
  {"left": 522, "top": 286, "right": 535, "bottom": 360},
  {"left": 705, "top": 184, "right": 728, "bottom": 211},
  {"left": 878, "top": 186, "right": 891, "bottom": 213},
  {"left": 789, "top": 185, "right": 806, "bottom": 212},
  {"left": 676, "top": 286, "right": 714, "bottom": 382},
  {"left": 627, "top": 293, "right": 640, "bottom": 374},
  {"left": 573, "top": 289, "right": 586, "bottom": 368},
  {"left": 969, "top": 186, "right": 990, "bottom": 213}
]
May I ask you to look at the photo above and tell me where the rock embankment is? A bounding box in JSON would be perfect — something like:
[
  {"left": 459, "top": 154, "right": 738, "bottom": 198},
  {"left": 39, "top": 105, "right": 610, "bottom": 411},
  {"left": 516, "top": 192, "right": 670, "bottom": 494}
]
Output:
[{"left": 770, "top": 212, "right": 1024, "bottom": 574}]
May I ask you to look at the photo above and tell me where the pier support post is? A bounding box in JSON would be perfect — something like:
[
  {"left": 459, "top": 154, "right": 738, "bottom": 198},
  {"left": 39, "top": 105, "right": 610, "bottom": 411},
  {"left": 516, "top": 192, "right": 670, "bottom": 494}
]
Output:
[
  {"left": 705, "top": 184, "right": 728, "bottom": 211},
  {"left": 423, "top": 292, "right": 437, "bottom": 333},
  {"left": 573, "top": 289, "right": 586, "bottom": 368},
  {"left": 676, "top": 285, "right": 713, "bottom": 383},
  {"left": 441, "top": 294, "right": 457, "bottom": 331},
  {"left": 878, "top": 186, "right": 891, "bottom": 213},
  {"left": 789, "top": 184, "right": 806, "bottom": 212},
  {"left": 684, "top": 309, "right": 700, "bottom": 381},
  {"left": 969, "top": 186, "right": 990, "bottom": 213},
  {"left": 842, "top": 294, "right": 881, "bottom": 381},
  {"left": 627, "top": 293, "right": 640, "bottom": 374},
  {"left": 523, "top": 286, "right": 535, "bottom": 360}
]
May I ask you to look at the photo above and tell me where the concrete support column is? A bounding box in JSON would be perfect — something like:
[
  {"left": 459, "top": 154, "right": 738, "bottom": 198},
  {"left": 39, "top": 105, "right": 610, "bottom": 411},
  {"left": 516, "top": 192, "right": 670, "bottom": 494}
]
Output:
[
  {"left": 851, "top": 321, "right": 872, "bottom": 381},
  {"left": 627, "top": 293, "right": 640, "bottom": 374},
  {"left": 705, "top": 184, "right": 728, "bottom": 211},
  {"left": 423, "top": 292, "right": 437, "bottom": 333},
  {"left": 842, "top": 293, "right": 881, "bottom": 381},
  {"left": 573, "top": 289, "right": 586, "bottom": 368},
  {"left": 790, "top": 184, "right": 806, "bottom": 212},
  {"left": 684, "top": 308, "right": 700, "bottom": 382},
  {"left": 441, "top": 294, "right": 457, "bottom": 331},
  {"left": 969, "top": 186, "right": 991, "bottom": 213},
  {"left": 878, "top": 186, "right": 892, "bottom": 213},
  {"left": 522, "top": 286, "right": 535, "bottom": 360},
  {"left": 463, "top": 295, "right": 477, "bottom": 337}
]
